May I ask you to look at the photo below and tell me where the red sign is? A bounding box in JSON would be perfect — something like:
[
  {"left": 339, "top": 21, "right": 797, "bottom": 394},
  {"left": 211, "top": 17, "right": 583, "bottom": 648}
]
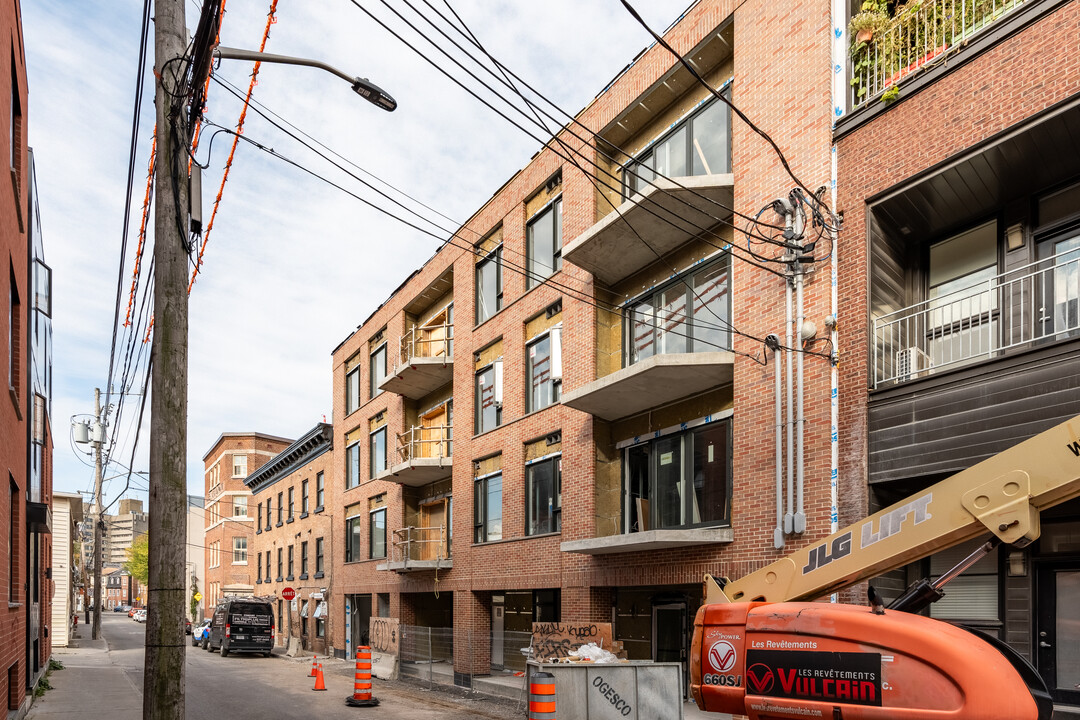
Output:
[{"left": 281, "top": 587, "right": 296, "bottom": 601}]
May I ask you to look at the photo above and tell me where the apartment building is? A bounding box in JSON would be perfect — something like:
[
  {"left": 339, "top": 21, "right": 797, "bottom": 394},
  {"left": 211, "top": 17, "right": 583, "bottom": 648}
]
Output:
[
  {"left": 202, "top": 432, "right": 292, "bottom": 609},
  {"left": 245, "top": 423, "right": 334, "bottom": 655},
  {"left": 104, "top": 498, "right": 147, "bottom": 565},
  {"left": 835, "top": 0, "right": 1080, "bottom": 713},
  {"left": 329, "top": 0, "right": 840, "bottom": 682}
]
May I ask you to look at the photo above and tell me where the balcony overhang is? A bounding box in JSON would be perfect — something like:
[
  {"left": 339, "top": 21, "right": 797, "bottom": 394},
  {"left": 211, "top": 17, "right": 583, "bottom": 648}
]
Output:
[
  {"left": 376, "top": 558, "right": 452, "bottom": 573},
  {"left": 561, "top": 527, "right": 733, "bottom": 555},
  {"left": 562, "top": 352, "right": 734, "bottom": 421},
  {"left": 562, "top": 174, "right": 733, "bottom": 287},
  {"left": 376, "top": 457, "right": 453, "bottom": 487},
  {"left": 380, "top": 356, "right": 453, "bottom": 400}
]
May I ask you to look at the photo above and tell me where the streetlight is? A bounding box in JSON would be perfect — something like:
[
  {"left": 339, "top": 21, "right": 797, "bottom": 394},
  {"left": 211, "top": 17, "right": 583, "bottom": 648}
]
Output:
[{"left": 213, "top": 47, "right": 397, "bottom": 111}]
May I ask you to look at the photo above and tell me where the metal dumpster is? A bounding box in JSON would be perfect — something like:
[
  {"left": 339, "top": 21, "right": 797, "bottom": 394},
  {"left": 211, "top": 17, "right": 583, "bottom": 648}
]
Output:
[{"left": 527, "top": 660, "right": 684, "bottom": 720}]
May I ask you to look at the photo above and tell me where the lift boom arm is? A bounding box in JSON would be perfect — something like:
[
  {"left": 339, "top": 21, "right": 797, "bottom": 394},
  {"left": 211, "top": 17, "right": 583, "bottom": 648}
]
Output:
[{"left": 707, "top": 414, "right": 1080, "bottom": 604}]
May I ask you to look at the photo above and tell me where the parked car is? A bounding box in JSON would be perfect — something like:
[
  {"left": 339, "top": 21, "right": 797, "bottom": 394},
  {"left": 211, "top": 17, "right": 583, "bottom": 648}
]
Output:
[
  {"left": 128, "top": 608, "right": 137, "bottom": 618},
  {"left": 134, "top": 609, "right": 147, "bottom": 623},
  {"left": 205, "top": 598, "right": 274, "bottom": 657},
  {"left": 191, "top": 619, "right": 211, "bottom": 647},
  {"left": 185, "top": 618, "right": 192, "bottom": 634},
  {"left": 113, "top": 605, "right": 129, "bottom": 613}
]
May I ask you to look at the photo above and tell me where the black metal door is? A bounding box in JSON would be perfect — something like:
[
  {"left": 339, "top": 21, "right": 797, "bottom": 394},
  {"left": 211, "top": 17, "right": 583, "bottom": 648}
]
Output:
[{"left": 1036, "top": 561, "right": 1080, "bottom": 706}]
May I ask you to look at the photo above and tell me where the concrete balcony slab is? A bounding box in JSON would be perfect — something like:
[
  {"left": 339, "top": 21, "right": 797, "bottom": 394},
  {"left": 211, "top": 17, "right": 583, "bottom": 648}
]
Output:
[
  {"left": 561, "top": 351, "right": 733, "bottom": 421},
  {"left": 380, "top": 356, "right": 453, "bottom": 400},
  {"left": 376, "top": 456, "right": 453, "bottom": 487},
  {"left": 562, "top": 174, "right": 734, "bottom": 287},
  {"left": 561, "top": 527, "right": 733, "bottom": 555}
]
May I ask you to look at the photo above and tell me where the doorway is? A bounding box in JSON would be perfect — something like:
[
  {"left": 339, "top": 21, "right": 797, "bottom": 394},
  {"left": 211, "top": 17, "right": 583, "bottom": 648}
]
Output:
[
  {"left": 419, "top": 499, "right": 448, "bottom": 561},
  {"left": 1036, "top": 561, "right": 1080, "bottom": 706},
  {"left": 349, "top": 594, "right": 373, "bottom": 655},
  {"left": 653, "top": 603, "right": 688, "bottom": 698}
]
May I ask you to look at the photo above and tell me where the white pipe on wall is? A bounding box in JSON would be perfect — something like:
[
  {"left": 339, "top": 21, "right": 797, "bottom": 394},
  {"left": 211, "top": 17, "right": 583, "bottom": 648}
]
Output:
[{"left": 784, "top": 276, "right": 795, "bottom": 535}]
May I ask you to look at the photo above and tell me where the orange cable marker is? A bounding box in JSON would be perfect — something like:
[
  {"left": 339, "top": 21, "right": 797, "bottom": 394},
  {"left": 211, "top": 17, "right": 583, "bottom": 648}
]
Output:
[{"left": 124, "top": 128, "right": 157, "bottom": 328}]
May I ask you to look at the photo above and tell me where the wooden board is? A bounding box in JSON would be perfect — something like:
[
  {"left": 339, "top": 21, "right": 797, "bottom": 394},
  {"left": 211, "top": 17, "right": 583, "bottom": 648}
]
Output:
[
  {"left": 369, "top": 617, "right": 399, "bottom": 655},
  {"left": 531, "top": 621, "right": 614, "bottom": 661}
]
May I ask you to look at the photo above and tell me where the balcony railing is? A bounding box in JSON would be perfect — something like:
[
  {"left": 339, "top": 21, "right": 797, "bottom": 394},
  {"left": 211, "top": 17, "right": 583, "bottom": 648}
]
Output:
[
  {"left": 398, "top": 319, "right": 453, "bottom": 367},
  {"left": 873, "top": 248, "right": 1080, "bottom": 386},
  {"left": 850, "top": 0, "right": 1030, "bottom": 110},
  {"left": 391, "top": 525, "right": 449, "bottom": 563},
  {"left": 396, "top": 425, "right": 452, "bottom": 463}
]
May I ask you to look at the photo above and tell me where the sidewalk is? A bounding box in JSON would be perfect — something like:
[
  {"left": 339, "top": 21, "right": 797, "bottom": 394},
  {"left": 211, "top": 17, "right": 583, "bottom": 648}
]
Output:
[{"left": 27, "top": 631, "right": 142, "bottom": 720}]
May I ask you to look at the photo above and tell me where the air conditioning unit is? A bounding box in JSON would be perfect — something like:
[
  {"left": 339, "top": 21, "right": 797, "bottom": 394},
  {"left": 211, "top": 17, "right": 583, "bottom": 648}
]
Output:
[{"left": 895, "top": 347, "right": 933, "bottom": 382}]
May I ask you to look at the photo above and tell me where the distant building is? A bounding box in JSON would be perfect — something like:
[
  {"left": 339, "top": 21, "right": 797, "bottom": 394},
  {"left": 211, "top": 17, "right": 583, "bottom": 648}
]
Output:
[
  {"left": 187, "top": 495, "right": 206, "bottom": 620},
  {"left": 202, "top": 432, "right": 292, "bottom": 609},
  {"left": 104, "top": 498, "right": 148, "bottom": 565}
]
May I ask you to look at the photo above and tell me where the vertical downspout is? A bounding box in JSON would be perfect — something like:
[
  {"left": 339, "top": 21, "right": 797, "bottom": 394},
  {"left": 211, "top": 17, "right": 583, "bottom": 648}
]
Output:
[
  {"left": 830, "top": 0, "right": 845, "bottom": 599},
  {"left": 784, "top": 277, "right": 795, "bottom": 535},
  {"left": 795, "top": 268, "right": 807, "bottom": 534},
  {"left": 768, "top": 335, "right": 785, "bottom": 549}
]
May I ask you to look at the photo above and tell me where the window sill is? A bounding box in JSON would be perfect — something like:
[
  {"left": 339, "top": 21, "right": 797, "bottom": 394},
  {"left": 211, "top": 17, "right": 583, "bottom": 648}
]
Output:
[
  {"left": 300, "top": 512, "right": 309, "bottom": 520},
  {"left": 286, "top": 517, "right": 295, "bottom": 524},
  {"left": 265, "top": 526, "right": 272, "bottom": 532},
  {"left": 276, "top": 577, "right": 284, "bottom": 583},
  {"left": 231, "top": 561, "right": 248, "bottom": 566},
  {"left": 314, "top": 572, "right": 325, "bottom": 579},
  {"left": 472, "top": 531, "right": 560, "bottom": 548},
  {"left": 472, "top": 402, "right": 563, "bottom": 441},
  {"left": 314, "top": 506, "right": 325, "bottom": 514},
  {"left": 9, "top": 602, "right": 22, "bottom": 609},
  {"left": 276, "top": 522, "right": 283, "bottom": 528},
  {"left": 299, "top": 573, "right": 309, "bottom": 581},
  {"left": 286, "top": 576, "right": 295, "bottom": 582},
  {"left": 256, "top": 579, "right": 262, "bottom": 584},
  {"left": 255, "top": 528, "right": 262, "bottom": 535}
]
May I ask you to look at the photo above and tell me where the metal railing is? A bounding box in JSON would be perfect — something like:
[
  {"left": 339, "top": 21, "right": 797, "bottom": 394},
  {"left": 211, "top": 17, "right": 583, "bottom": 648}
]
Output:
[
  {"left": 391, "top": 525, "right": 449, "bottom": 563},
  {"left": 873, "top": 248, "right": 1080, "bottom": 386},
  {"left": 398, "top": 319, "right": 453, "bottom": 367},
  {"left": 850, "top": 0, "right": 1030, "bottom": 110},
  {"left": 396, "top": 424, "right": 452, "bottom": 463}
]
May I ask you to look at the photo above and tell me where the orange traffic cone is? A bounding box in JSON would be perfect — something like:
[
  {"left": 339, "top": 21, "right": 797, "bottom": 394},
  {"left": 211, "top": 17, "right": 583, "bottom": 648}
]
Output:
[
  {"left": 313, "top": 662, "right": 328, "bottom": 691},
  {"left": 310, "top": 655, "right": 319, "bottom": 678}
]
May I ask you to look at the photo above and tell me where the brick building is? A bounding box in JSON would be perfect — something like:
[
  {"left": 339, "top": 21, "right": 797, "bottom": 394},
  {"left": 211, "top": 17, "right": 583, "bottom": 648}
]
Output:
[
  {"left": 202, "top": 432, "right": 291, "bottom": 609},
  {"left": 245, "top": 423, "right": 334, "bottom": 654},
  {"left": 327, "top": 0, "right": 841, "bottom": 682},
  {"left": 834, "top": 0, "right": 1080, "bottom": 713},
  {"left": 3, "top": 0, "right": 55, "bottom": 711}
]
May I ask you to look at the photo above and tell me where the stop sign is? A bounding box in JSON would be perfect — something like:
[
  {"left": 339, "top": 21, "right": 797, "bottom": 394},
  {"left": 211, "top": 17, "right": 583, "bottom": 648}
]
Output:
[{"left": 281, "top": 587, "right": 296, "bottom": 601}]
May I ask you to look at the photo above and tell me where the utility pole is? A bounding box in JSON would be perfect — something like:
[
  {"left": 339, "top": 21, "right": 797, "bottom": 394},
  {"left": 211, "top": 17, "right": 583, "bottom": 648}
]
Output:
[
  {"left": 92, "top": 388, "right": 103, "bottom": 640},
  {"left": 145, "top": 0, "right": 189, "bottom": 717}
]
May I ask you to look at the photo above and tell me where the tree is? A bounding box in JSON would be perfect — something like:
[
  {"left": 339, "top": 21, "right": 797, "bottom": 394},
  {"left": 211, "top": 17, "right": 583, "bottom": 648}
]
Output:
[
  {"left": 124, "top": 535, "right": 149, "bottom": 586},
  {"left": 190, "top": 576, "right": 200, "bottom": 622}
]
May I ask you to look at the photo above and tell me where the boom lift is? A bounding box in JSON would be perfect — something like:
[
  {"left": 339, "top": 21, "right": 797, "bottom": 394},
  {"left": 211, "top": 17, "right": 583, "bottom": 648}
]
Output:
[{"left": 691, "top": 414, "right": 1080, "bottom": 720}]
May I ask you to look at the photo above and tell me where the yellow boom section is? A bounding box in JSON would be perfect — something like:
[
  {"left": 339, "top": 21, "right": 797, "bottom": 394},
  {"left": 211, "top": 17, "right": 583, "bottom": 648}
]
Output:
[{"left": 707, "top": 414, "right": 1080, "bottom": 605}]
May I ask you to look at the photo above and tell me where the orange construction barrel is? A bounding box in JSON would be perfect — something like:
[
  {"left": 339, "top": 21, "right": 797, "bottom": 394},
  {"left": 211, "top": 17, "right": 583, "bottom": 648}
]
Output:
[{"left": 529, "top": 671, "right": 556, "bottom": 720}]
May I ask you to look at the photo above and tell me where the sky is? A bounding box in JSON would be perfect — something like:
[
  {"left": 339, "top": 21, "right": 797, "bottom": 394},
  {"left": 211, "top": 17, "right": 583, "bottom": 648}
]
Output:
[{"left": 23, "top": 0, "right": 695, "bottom": 511}]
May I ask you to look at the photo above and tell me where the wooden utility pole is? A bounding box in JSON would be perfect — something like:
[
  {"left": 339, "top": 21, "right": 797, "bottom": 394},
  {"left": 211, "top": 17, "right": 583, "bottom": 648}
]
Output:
[
  {"left": 91, "top": 388, "right": 103, "bottom": 640},
  {"left": 145, "top": 0, "right": 188, "bottom": 716}
]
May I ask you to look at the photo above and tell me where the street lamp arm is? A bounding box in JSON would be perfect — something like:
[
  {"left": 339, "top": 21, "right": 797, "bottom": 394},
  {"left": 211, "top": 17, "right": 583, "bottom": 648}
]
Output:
[{"left": 213, "top": 46, "right": 397, "bottom": 111}]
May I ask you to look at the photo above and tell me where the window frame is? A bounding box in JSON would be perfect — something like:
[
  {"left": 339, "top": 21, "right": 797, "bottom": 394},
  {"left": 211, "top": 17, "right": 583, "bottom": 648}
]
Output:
[
  {"left": 265, "top": 550, "right": 271, "bottom": 582},
  {"left": 370, "top": 426, "right": 387, "bottom": 478},
  {"left": 315, "top": 472, "right": 325, "bottom": 511},
  {"left": 315, "top": 537, "right": 325, "bottom": 576},
  {"left": 287, "top": 487, "right": 295, "bottom": 521},
  {"left": 233, "top": 495, "right": 247, "bottom": 518},
  {"left": 300, "top": 541, "right": 309, "bottom": 577},
  {"left": 624, "top": 254, "right": 732, "bottom": 366},
  {"left": 232, "top": 536, "right": 247, "bottom": 564},
  {"left": 276, "top": 548, "right": 283, "bottom": 581},
  {"left": 474, "top": 361, "right": 502, "bottom": 434},
  {"left": 345, "top": 365, "right": 361, "bottom": 415},
  {"left": 475, "top": 245, "right": 504, "bottom": 324},
  {"left": 345, "top": 440, "right": 361, "bottom": 489},
  {"left": 301, "top": 480, "right": 309, "bottom": 515},
  {"left": 526, "top": 197, "right": 563, "bottom": 289},
  {"left": 276, "top": 491, "right": 284, "bottom": 525},
  {"left": 526, "top": 329, "right": 562, "bottom": 413},
  {"left": 526, "top": 455, "right": 562, "bottom": 536},
  {"left": 473, "top": 472, "right": 503, "bottom": 544},
  {"left": 623, "top": 90, "right": 732, "bottom": 198},
  {"left": 370, "top": 343, "right": 387, "bottom": 399},
  {"left": 287, "top": 544, "right": 295, "bottom": 580},
  {"left": 345, "top": 514, "right": 363, "bottom": 563},
  {"left": 232, "top": 454, "right": 248, "bottom": 478},
  {"left": 369, "top": 507, "right": 387, "bottom": 560}
]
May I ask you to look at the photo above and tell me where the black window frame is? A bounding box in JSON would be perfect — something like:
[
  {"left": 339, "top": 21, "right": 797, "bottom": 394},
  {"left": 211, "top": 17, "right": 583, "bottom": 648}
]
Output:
[
  {"left": 370, "top": 343, "right": 387, "bottom": 399},
  {"left": 264, "top": 497, "right": 272, "bottom": 531},
  {"left": 276, "top": 491, "right": 283, "bottom": 526},
  {"left": 526, "top": 455, "right": 562, "bottom": 536},
  {"left": 300, "top": 541, "right": 309, "bottom": 578},
  {"left": 474, "top": 472, "right": 503, "bottom": 544},
  {"left": 315, "top": 537, "right": 325, "bottom": 576},
  {"left": 346, "top": 514, "right": 363, "bottom": 563},
  {"left": 256, "top": 502, "right": 262, "bottom": 533},
  {"left": 301, "top": 480, "right": 309, "bottom": 515},
  {"left": 265, "top": 550, "right": 271, "bottom": 582},
  {"left": 369, "top": 507, "right": 387, "bottom": 560},
  {"left": 623, "top": 89, "right": 732, "bottom": 198},
  {"left": 475, "top": 245, "right": 504, "bottom": 324},
  {"left": 287, "top": 545, "right": 294, "bottom": 580},
  {"left": 526, "top": 331, "right": 561, "bottom": 413},
  {"left": 370, "top": 426, "right": 387, "bottom": 479},
  {"left": 345, "top": 440, "right": 360, "bottom": 489},
  {"left": 526, "top": 197, "right": 562, "bottom": 289},
  {"left": 345, "top": 365, "right": 361, "bottom": 415},
  {"left": 276, "top": 548, "right": 283, "bottom": 581},
  {"left": 287, "top": 486, "right": 295, "bottom": 521},
  {"left": 315, "top": 472, "right": 325, "bottom": 511},
  {"left": 474, "top": 363, "right": 502, "bottom": 434}
]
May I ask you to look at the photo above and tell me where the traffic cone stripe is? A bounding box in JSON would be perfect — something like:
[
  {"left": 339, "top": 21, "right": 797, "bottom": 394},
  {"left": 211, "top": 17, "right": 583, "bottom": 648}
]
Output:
[
  {"left": 313, "top": 662, "right": 328, "bottom": 691},
  {"left": 529, "top": 671, "right": 556, "bottom": 720}
]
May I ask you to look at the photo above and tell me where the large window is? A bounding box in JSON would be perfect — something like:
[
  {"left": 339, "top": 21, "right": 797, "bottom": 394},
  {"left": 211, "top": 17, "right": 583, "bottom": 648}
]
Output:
[
  {"left": 526, "top": 456, "right": 561, "bottom": 536},
  {"left": 527, "top": 198, "right": 562, "bottom": 289},
  {"left": 627, "top": 255, "right": 731, "bottom": 365},
  {"left": 301, "top": 480, "right": 309, "bottom": 514},
  {"left": 300, "top": 542, "right": 309, "bottom": 578},
  {"left": 370, "top": 427, "right": 387, "bottom": 478},
  {"left": 287, "top": 487, "right": 295, "bottom": 521},
  {"left": 623, "top": 419, "right": 732, "bottom": 532},
  {"left": 346, "top": 515, "right": 363, "bottom": 562},
  {"left": 315, "top": 538, "right": 325, "bottom": 576},
  {"left": 316, "top": 471, "right": 325, "bottom": 510},
  {"left": 927, "top": 221, "right": 998, "bottom": 368},
  {"left": 345, "top": 365, "right": 361, "bottom": 414},
  {"left": 476, "top": 246, "right": 503, "bottom": 324},
  {"left": 474, "top": 473, "right": 503, "bottom": 543},
  {"left": 370, "top": 344, "right": 387, "bottom": 399},
  {"left": 527, "top": 330, "right": 561, "bottom": 413},
  {"left": 475, "top": 362, "right": 502, "bottom": 434},
  {"left": 624, "top": 91, "right": 732, "bottom": 197},
  {"left": 233, "top": 496, "right": 247, "bottom": 517},
  {"left": 233, "top": 454, "right": 247, "bottom": 478},
  {"left": 232, "top": 537, "right": 247, "bottom": 564},
  {"left": 276, "top": 491, "right": 283, "bottom": 525},
  {"left": 346, "top": 441, "right": 360, "bottom": 489},
  {"left": 370, "top": 508, "right": 387, "bottom": 559}
]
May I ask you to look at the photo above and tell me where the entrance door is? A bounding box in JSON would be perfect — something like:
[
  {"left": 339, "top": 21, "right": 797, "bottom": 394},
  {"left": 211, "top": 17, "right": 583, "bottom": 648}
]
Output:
[
  {"left": 420, "top": 500, "right": 447, "bottom": 561},
  {"left": 491, "top": 599, "right": 505, "bottom": 670},
  {"left": 350, "top": 594, "right": 373, "bottom": 653},
  {"left": 1037, "top": 563, "right": 1080, "bottom": 706},
  {"left": 653, "top": 603, "right": 687, "bottom": 697}
]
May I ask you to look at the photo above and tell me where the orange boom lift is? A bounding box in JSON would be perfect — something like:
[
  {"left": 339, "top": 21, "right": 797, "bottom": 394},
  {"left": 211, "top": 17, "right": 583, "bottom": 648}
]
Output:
[{"left": 691, "top": 414, "right": 1080, "bottom": 720}]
